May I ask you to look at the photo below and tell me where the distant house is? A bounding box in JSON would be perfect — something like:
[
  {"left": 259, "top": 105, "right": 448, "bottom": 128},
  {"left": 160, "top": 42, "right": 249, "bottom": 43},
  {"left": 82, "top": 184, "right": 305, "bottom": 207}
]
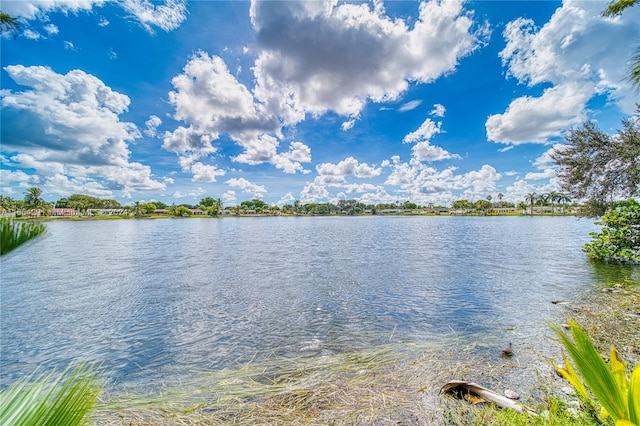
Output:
[
  {"left": 50, "top": 208, "right": 78, "bottom": 217},
  {"left": 90, "top": 209, "right": 125, "bottom": 216},
  {"left": 492, "top": 207, "right": 517, "bottom": 214},
  {"left": 190, "top": 209, "right": 207, "bottom": 215}
]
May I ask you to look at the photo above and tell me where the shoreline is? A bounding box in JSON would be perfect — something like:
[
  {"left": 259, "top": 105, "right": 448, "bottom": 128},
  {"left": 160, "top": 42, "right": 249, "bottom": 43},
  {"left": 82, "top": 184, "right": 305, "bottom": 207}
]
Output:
[{"left": 91, "top": 279, "right": 639, "bottom": 425}]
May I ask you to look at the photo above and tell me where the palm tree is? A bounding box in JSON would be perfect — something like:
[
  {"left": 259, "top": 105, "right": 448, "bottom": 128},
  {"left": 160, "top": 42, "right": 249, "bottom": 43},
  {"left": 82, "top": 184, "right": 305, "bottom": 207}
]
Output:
[
  {"left": 0, "top": 12, "right": 20, "bottom": 36},
  {"left": 548, "top": 191, "right": 559, "bottom": 215},
  {"left": 24, "top": 187, "right": 43, "bottom": 209},
  {"left": 525, "top": 193, "right": 537, "bottom": 216},
  {"left": 603, "top": 0, "right": 640, "bottom": 90},
  {"left": 557, "top": 193, "right": 571, "bottom": 215},
  {"left": 497, "top": 193, "right": 504, "bottom": 208},
  {"left": 517, "top": 202, "right": 528, "bottom": 214},
  {"left": 133, "top": 201, "right": 144, "bottom": 217}
]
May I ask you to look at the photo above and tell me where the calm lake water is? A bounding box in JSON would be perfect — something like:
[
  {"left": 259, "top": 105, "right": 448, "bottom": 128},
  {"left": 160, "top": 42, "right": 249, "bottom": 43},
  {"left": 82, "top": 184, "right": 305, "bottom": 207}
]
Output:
[{"left": 0, "top": 216, "right": 635, "bottom": 391}]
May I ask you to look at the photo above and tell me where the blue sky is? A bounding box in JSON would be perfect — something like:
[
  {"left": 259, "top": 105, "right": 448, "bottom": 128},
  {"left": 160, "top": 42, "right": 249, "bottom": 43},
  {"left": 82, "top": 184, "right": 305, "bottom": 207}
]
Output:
[{"left": 1, "top": 0, "right": 638, "bottom": 207}]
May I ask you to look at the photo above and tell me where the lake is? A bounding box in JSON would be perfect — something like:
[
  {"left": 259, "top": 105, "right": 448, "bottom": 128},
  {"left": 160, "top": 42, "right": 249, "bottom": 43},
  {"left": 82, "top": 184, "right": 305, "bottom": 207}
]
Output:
[{"left": 0, "top": 216, "right": 633, "bottom": 393}]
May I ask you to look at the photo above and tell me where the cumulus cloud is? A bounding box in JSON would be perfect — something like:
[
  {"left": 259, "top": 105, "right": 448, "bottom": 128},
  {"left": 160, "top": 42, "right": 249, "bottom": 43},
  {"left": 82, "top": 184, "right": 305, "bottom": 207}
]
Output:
[
  {"left": 0, "top": 65, "right": 165, "bottom": 196},
  {"left": 251, "top": 0, "right": 485, "bottom": 124},
  {"left": 226, "top": 177, "right": 267, "bottom": 198},
  {"left": 190, "top": 162, "right": 226, "bottom": 182},
  {"left": 402, "top": 115, "right": 459, "bottom": 162},
  {"left": 144, "top": 115, "right": 162, "bottom": 137},
  {"left": 403, "top": 118, "right": 442, "bottom": 143},
  {"left": 222, "top": 190, "right": 237, "bottom": 205},
  {"left": 487, "top": 0, "right": 639, "bottom": 144},
  {"left": 385, "top": 156, "right": 501, "bottom": 200},
  {"left": 412, "top": 142, "right": 460, "bottom": 162},
  {"left": 316, "top": 157, "right": 382, "bottom": 179},
  {"left": 299, "top": 182, "right": 330, "bottom": 204},
  {"left": 165, "top": 52, "right": 311, "bottom": 176},
  {"left": 486, "top": 82, "right": 592, "bottom": 144}
]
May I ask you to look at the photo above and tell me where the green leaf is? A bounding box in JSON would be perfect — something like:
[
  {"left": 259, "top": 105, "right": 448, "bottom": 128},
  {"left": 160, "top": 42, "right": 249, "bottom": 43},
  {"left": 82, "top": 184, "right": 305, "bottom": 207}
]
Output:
[{"left": 551, "top": 320, "right": 629, "bottom": 422}]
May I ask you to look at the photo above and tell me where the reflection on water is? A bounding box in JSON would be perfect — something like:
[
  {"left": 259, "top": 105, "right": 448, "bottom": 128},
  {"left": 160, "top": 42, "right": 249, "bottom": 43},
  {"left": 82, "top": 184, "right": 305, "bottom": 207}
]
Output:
[{"left": 0, "top": 216, "right": 631, "bottom": 390}]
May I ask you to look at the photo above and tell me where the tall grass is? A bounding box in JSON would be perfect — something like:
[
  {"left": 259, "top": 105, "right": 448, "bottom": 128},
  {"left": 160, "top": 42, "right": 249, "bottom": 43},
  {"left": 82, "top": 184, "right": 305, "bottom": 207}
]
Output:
[{"left": 0, "top": 219, "right": 46, "bottom": 255}]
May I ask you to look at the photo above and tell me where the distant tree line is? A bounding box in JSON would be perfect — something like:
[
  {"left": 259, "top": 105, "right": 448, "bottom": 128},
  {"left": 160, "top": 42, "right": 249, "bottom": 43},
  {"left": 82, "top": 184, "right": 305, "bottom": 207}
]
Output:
[{"left": 1, "top": 188, "right": 581, "bottom": 219}]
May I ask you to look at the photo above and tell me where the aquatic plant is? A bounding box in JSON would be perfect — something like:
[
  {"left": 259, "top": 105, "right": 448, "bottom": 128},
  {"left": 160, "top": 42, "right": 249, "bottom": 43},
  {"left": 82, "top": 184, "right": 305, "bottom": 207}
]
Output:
[
  {"left": 0, "top": 363, "right": 102, "bottom": 426},
  {"left": 0, "top": 219, "right": 46, "bottom": 255},
  {"left": 551, "top": 320, "right": 640, "bottom": 425}
]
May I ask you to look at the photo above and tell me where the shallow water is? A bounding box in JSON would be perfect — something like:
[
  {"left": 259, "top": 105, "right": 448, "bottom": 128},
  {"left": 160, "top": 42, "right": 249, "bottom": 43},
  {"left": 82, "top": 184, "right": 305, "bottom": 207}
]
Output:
[{"left": 0, "top": 216, "right": 633, "bottom": 392}]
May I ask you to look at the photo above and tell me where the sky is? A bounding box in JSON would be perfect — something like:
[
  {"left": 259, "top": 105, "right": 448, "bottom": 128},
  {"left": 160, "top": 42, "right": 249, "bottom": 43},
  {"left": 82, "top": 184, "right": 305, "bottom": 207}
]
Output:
[{"left": 1, "top": 0, "right": 638, "bottom": 207}]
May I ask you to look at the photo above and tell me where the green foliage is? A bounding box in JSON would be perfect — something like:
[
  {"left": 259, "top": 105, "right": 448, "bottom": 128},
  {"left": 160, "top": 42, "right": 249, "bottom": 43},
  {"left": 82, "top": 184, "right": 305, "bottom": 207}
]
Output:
[
  {"left": 552, "top": 111, "right": 640, "bottom": 217},
  {"left": 551, "top": 320, "right": 640, "bottom": 425},
  {"left": 169, "top": 205, "right": 192, "bottom": 217},
  {"left": 24, "top": 187, "right": 44, "bottom": 209},
  {"left": 0, "top": 363, "right": 102, "bottom": 426},
  {"left": 603, "top": 0, "right": 639, "bottom": 16},
  {"left": 55, "top": 194, "right": 121, "bottom": 210},
  {"left": 0, "top": 11, "right": 20, "bottom": 35},
  {"left": 583, "top": 199, "right": 640, "bottom": 263},
  {"left": 1, "top": 219, "right": 46, "bottom": 256}
]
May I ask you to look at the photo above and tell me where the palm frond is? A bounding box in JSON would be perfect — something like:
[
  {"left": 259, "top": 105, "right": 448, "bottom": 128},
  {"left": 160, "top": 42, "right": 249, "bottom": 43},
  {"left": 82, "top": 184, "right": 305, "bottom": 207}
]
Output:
[{"left": 0, "top": 363, "right": 102, "bottom": 426}]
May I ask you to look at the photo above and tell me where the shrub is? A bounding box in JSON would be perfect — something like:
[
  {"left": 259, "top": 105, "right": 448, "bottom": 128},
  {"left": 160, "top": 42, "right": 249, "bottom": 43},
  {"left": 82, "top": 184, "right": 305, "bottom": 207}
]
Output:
[{"left": 583, "top": 199, "right": 640, "bottom": 263}]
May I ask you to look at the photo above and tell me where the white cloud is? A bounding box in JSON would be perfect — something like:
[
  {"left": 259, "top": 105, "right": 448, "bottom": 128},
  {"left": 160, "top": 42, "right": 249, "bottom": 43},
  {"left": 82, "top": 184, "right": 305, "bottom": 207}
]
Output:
[
  {"left": 412, "top": 141, "right": 460, "bottom": 162},
  {"left": 399, "top": 100, "right": 422, "bottom": 112},
  {"left": 525, "top": 169, "right": 556, "bottom": 180},
  {"left": 385, "top": 157, "right": 501, "bottom": 201},
  {"left": 277, "top": 192, "right": 296, "bottom": 206},
  {"left": 121, "top": 0, "right": 188, "bottom": 33},
  {"left": 166, "top": 52, "right": 310, "bottom": 174},
  {"left": 486, "top": 82, "right": 592, "bottom": 144},
  {"left": 525, "top": 144, "right": 561, "bottom": 180},
  {"left": 251, "top": 0, "right": 485, "bottom": 124},
  {"left": 402, "top": 115, "right": 458, "bottom": 161},
  {"left": 430, "top": 103, "right": 446, "bottom": 117},
  {"left": 144, "top": 115, "right": 162, "bottom": 137},
  {"left": 299, "top": 181, "right": 330, "bottom": 204},
  {"left": 173, "top": 187, "right": 206, "bottom": 199},
  {"left": 23, "top": 29, "right": 42, "bottom": 40},
  {"left": 403, "top": 118, "right": 442, "bottom": 143},
  {"left": 232, "top": 134, "right": 311, "bottom": 174},
  {"left": 1, "top": 65, "right": 165, "bottom": 195},
  {"left": 316, "top": 157, "right": 381, "bottom": 179},
  {"left": 487, "top": 0, "right": 639, "bottom": 144},
  {"left": 190, "top": 162, "right": 226, "bottom": 182},
  {"left": 225, "top": 177, "right": 267, "bottom": 198},
  {"left": 63, "top": 41, "right": 77, "bottom": 51},
  {"left": 2, "top": 1, "right": 104, "bottom": 20},
  {"left": 3, "top": 0, "right": 186, "bottom": 32},
  {"left": 162, "top": 125, "right": 217, "bottom": 168},
  {"left": 0, "top": 169, "right": 36, "bottom": 195},
  {"left": 43, "top": 24, "right": 58, "bottom": 34},
  {"left": 222, "top": 190, "right": 237, "bottom": 205},
  {"left": 341, "top": 118, "right": 356, "bottom": 131}
]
